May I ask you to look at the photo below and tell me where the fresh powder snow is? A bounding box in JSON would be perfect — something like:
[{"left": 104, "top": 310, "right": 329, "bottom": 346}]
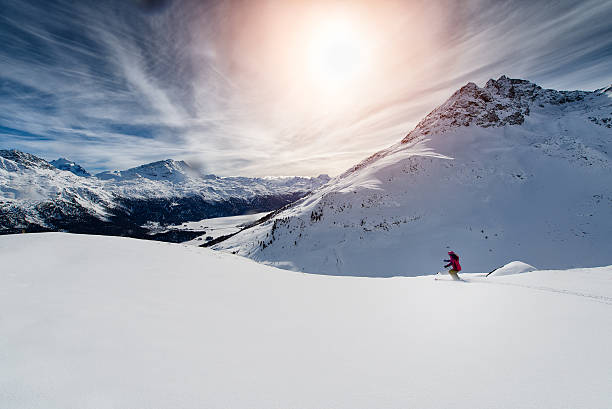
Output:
[{"left": 1, "top": 233, "right": 611, "bottom": 409}]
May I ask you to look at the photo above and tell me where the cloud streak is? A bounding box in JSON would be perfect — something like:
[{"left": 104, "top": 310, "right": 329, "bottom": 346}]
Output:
[{"left": 0, "top": 0, "right": 610, "bottom": 175}]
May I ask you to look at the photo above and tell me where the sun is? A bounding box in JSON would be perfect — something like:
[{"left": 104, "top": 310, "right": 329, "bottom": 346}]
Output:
[{"left": 307, "top": 18, "right": 368, "bottom": 91}]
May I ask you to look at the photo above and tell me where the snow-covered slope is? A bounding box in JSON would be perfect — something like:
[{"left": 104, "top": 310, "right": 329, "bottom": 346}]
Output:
[
  {"left": 50, "top": 157, "right": 91, "bottom": 177},
  {"left": 0, "top": 149, "right": 330, "bottom": 238},
  {"left": 1, "top": 233, "right": 611, "bottom": 409},
  {"left": 0, "top": 149, "right": 117, "bottom": 231},
  {"left": 0, "top": 149, "right": 57, "bottom": 172},
  {"left": 214, "top": 77, "right": 612, "bottom": 275}
]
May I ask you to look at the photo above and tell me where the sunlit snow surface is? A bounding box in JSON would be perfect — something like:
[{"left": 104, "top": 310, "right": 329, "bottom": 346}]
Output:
[
  {"left": 489, "top": 261, "right": 537, "bottom": 276},
  {"left": 1, "top": 233, "right": 611, "bottom": 409}
]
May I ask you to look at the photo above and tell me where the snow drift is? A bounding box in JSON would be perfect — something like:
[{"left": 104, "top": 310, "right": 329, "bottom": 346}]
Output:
[{"left": 488, "top": 261, "right": 537, "bottom": 276}]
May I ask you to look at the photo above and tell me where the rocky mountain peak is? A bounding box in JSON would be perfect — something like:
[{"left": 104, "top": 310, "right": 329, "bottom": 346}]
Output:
[
  {"left": 134, "top": 159, "right": 192, "bottom": 176},
  {"left": 402, "top": 76, "right": 592, "bottom": 143},
  {"left": 50, "top": 157, "right": 91, "bottom": 177},
  {"left": 0, "top": 149, "right": 56, "bottom": 172},
  {"left": 95, "top": 158, "right": 197, "bottom": 181}
]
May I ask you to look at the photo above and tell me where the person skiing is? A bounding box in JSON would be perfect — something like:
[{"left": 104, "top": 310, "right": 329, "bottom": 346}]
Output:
[{"left": 444, "top": 251, "right": 462, "bottom": 280}]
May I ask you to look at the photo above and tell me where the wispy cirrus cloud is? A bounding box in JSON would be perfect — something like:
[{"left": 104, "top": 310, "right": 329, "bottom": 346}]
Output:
[{"left": 0, "top": 0, "right": 610, "bottom": 176}]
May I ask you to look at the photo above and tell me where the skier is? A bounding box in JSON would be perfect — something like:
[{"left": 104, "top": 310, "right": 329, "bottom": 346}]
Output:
[{"left": 443, "top": 251, "right": 462, "bottom": 280}]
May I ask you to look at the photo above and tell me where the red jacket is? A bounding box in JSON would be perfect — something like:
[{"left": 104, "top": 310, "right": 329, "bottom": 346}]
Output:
[{"left": 445, "top": 253, "right": 462, "bottom": 271}]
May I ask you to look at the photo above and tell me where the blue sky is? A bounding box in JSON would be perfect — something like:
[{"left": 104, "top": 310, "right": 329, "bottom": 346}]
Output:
[{"left": 1, "top": 0, "right": 611, "bottom": 176}]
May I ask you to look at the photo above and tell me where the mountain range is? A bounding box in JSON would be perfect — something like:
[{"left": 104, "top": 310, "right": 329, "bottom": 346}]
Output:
[
  {"left": 212, "top": 76, "right": 612, "bottom": 275},
  {"left": 0, "top": 150, "right": 330, "bottom": 241}
]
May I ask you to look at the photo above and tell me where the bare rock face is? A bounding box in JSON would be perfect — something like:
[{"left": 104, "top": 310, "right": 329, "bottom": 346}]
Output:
[{"left": 402, "top": 75, "right": 589, "bottom": 143}]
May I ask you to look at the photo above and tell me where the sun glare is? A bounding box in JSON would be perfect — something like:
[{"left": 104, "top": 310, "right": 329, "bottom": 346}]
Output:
[{"left": 307, "top": 19, "right": 368, "bottom": 91}]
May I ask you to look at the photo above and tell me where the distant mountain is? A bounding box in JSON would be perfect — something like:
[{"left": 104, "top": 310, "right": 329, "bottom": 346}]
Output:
[
  {"left": 213, "top": 76, "right": 612, "bottom": 275},
  {"left": 50, "top": 157, "right": 91, "bottom": 177},
  {"left": 95, "top": 159, "right": 193, "bottom": 182},
  {"left": 0, "top": 150, "right": 330, "bottom": 241}
]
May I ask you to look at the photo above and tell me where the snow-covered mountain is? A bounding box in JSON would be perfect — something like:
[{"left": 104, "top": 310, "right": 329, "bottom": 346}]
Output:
[
  {"left": 95, "top": 159, "right": 194, "bottom": 182},
  {"left": 0, "top": 149, "right": 330, "bottom": 240},
  {"left": 3, "top": 232, "right": 612, "bottom": 409},
  {"left": 0, "top": 149, "right": 57, "bottom": 172},
  {"left": 94, "top": 159, "right": 330, "bottom": 201},
  {"left": 50, "top": 157, "right": 91, "bottom": 177},
  {"left": 214, "top": 76, "right": 612, "bottom": 275}
]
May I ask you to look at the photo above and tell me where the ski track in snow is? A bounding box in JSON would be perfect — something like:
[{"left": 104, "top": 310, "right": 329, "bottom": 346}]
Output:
[
  {"left": 440, "top": 275, "right": 612, "bottom": 306},
  {"left": 478, "top": 277, "right": 612, "bottom": 306}
]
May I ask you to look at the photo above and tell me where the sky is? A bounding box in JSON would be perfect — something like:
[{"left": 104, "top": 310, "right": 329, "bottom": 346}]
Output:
[{"left": 1, "top": 0, "right": 611, "bottom": 176}]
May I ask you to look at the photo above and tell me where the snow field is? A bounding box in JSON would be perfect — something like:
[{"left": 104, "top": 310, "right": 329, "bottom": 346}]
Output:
[
  {"left": 1, "top": 233, "right": 612, "bottom": 408},
  {"left": 164, "top": 212, "right": 270, "bottom": 245}
]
